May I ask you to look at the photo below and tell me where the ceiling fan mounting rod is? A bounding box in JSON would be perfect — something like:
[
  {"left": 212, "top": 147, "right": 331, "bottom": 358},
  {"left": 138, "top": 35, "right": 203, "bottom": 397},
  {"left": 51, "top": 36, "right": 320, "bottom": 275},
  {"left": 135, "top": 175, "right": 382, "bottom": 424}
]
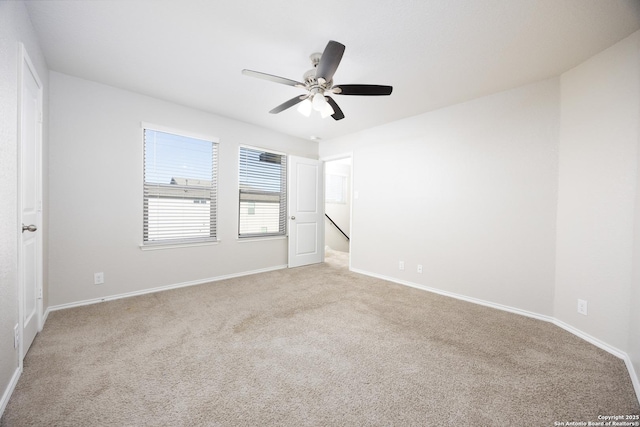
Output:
[{"left": 309, "top": 52, "right": 322, "bottom": 67}]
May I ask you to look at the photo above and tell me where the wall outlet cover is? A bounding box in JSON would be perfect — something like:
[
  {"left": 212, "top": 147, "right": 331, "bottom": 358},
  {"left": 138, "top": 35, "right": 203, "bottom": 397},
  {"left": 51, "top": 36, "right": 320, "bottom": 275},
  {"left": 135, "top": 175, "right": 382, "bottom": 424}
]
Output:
[
  {"left": 94, "top": 272, "right": 105, "bottom": 285},
  {"left": 577, "top": 299, "right": 588, "bottom": 316}
]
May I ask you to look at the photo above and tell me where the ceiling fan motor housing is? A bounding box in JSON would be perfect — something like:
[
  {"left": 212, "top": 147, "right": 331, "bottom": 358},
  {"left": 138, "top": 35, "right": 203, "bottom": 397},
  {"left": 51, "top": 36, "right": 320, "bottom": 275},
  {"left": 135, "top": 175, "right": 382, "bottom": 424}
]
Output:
[
  {"left": 303, "top": 68, "right": 317, "bottom": 84},
  {"left": 303, "top": 69, "right": 332, "bottom": 97}
]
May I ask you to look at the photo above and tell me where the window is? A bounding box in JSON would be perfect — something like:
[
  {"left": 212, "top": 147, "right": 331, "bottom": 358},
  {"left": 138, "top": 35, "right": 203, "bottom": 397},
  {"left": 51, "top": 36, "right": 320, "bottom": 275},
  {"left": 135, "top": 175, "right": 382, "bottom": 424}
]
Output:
[
  {"left": 143, "top": 128, "right": 218, "bottom": 245},
  {"left": 238, "top": 147, "right": 287, "bottom": 238},
  {"left": 325, "top": 174, "right": 346, "bottom": 204}
]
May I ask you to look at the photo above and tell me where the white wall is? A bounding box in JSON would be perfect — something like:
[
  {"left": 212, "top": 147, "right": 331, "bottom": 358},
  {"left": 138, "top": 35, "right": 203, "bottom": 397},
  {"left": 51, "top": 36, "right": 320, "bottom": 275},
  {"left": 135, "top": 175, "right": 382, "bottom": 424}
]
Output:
[
  {"left": 632, "top": 133, "right": 640, "bottom": 393},
  {"left": 555, "top": 31, "right": 640, "bottom": 355},
  {"left": 320, "top": 78, "right": 560, "bottom": 316},
  {"left": 0, "top": 0, "right": 48, "bottom": 414},
  {"left": 321, "top": 31, "right": 640, "bottom": 394},
  {"left": 325, "top": 160, "right": 351, "bottom": 253},
  {"left": 48, "top": 72, "right": 317, "bottom": 307}
]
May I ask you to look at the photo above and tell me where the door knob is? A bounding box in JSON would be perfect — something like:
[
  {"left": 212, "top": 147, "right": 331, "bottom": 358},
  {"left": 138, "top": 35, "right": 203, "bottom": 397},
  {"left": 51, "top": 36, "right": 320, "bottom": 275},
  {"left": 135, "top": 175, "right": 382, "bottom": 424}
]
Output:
[
  {"left": 22, "top": 224, "right": 37, "bottom": 233},
  {"left": 290, "top": 216, "right": 296, "bottom": 220}
]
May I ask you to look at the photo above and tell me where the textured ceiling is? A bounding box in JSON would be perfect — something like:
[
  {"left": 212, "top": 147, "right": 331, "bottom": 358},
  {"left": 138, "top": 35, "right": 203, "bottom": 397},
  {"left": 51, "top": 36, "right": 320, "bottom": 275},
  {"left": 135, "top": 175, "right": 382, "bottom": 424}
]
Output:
[{"left": 25, "top": 0, "right": 640, "bottom": 142}]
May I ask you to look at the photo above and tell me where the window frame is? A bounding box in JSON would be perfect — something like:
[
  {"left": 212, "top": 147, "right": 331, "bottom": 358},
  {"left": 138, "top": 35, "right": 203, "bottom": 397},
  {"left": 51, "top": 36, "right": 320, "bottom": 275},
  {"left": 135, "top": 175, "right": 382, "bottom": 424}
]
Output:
[{"left": 141, "top": 123, "right": 219, "bottom": 248}]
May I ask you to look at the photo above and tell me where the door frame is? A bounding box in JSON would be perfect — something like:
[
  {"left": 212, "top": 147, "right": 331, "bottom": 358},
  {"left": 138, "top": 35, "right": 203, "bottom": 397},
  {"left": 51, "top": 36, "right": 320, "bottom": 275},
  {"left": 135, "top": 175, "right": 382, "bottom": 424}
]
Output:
[
  {"left": 320, "top": 152, "right": 353, "bottom": 270},
  {"left": 17, "top": 43, "right": 44, "bottom": 362}
]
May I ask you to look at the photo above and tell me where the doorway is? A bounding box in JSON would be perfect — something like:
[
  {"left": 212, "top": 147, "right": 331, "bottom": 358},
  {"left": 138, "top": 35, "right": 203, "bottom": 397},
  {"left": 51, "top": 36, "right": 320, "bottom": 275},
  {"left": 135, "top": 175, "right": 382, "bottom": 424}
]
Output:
[{"left": 323, "top": 156, "right": 352, "bottom": 263}]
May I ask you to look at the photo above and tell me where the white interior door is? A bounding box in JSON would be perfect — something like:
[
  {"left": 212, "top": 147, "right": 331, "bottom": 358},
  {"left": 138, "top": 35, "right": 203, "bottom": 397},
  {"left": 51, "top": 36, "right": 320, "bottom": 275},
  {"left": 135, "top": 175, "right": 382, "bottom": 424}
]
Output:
[
  {"left": 288, "top": 156, "right": 324, "bottom": 268},
  {"left": 19, "top": 45, "right": 43, "bottom": 360}
]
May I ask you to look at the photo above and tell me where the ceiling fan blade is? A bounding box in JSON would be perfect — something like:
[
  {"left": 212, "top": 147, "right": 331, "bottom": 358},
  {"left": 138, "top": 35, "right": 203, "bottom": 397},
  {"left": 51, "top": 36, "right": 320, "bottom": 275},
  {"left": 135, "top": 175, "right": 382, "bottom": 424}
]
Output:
[
  {"left": 242, "top": 69, "right": 304, "bottom": 88},
  {"left": 315, "top": 41, "right": 345, "bottom": 84},
  {"left": 325, "top": 96, "right": 345, "bottom": 121},
  {"left": 332, "top": 84, "right": 393, "bottom": 96},
  {"left": 269, "top": 95, "right": 309, "bottom": 114}
]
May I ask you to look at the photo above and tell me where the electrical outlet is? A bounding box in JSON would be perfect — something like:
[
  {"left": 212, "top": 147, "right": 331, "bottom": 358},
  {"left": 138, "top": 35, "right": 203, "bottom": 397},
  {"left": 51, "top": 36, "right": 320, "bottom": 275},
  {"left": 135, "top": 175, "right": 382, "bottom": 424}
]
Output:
[
  {"left": 577, "top": 299, "right": 588, "bottom": 316},
  {"left": 94, "top": 272, "right": 104, "bottom": 285},
  {"left": 417, "top": 264, "right": 423, "bottom": 274},
  {"left": 13, "top": 324, "right": 19, "bottom": 349},
  {"left": 399, "top": 261, "right": 405, "bottom": 271}
]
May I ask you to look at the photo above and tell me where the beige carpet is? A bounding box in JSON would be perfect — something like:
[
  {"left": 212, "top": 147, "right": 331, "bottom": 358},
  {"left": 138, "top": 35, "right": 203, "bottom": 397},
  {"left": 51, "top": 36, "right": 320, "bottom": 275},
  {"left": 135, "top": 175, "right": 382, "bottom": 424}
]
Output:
[{"left": 2, "top": 249, "right": 638, "bottom": 426}]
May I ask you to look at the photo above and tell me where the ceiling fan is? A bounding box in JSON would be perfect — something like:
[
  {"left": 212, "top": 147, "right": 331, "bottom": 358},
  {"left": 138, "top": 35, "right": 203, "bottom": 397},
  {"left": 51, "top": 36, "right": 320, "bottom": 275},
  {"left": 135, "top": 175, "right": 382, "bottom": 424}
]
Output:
[{"left": 242, "top": 40, "right": 392, "bottom": 121}]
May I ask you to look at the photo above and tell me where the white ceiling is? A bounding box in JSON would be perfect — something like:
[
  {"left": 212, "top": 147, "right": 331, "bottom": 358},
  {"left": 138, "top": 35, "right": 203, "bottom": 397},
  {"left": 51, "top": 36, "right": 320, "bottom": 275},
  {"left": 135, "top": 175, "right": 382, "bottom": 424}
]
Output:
[{"left": 25, "top": 0, "right": 640, "bottom": 142}]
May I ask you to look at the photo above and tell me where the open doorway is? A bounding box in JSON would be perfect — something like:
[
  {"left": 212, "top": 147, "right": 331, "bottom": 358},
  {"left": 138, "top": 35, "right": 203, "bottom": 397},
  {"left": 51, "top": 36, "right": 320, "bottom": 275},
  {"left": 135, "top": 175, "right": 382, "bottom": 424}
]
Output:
[{"left": 324, "top": 156, "right": 351, "bottom": 265}]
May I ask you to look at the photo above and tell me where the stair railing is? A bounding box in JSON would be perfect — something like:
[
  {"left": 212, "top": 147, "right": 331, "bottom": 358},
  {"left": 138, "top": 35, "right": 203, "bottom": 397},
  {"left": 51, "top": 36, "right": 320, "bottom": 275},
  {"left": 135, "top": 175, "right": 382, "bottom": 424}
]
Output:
[{"left": 325, "top": 214, "right": 350, "bottom": 241}]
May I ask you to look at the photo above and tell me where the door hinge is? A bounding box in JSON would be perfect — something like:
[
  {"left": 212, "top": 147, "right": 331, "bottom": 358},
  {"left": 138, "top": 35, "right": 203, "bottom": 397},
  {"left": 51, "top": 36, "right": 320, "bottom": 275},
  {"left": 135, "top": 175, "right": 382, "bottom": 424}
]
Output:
[{"left": 38, "top": 288, "right": 43, "bottom": 299}]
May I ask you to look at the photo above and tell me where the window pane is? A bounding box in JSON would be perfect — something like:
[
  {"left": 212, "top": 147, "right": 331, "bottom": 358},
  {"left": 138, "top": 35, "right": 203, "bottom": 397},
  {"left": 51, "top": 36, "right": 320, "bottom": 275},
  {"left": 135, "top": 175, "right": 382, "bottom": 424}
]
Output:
[
  {"left": 144, "top": 129, "right": 217, "bottom": 244},
  {"left": 144, "top": 131, "right": 212, "bottom": 184},
  {"left": 238, "top": 147, "right": 287, "bottom": 238},
  {"left": 326, "top": 174, "right": 346, "bottom": 203}
]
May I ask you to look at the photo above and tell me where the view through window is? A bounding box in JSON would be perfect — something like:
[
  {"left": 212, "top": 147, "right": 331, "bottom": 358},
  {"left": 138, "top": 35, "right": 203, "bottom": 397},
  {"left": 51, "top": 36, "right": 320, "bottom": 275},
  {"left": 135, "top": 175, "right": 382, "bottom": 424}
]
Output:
[
  {"left": 143, "top": 128, "right": 218, "bottom": 244},
  {"left": 238, "top": 147, "right": 287, "bottom": 238}
]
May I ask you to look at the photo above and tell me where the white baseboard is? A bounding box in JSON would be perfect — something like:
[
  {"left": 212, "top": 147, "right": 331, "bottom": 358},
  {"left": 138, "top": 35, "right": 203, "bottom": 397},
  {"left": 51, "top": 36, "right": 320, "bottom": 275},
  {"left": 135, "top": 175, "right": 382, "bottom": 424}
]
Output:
[
  {"left": 350, "top": 267, "right": 640, "bottom": 405},
  {"left": 552, "top": 319, "right": 626, "bottom": 359},
  {"left": 624, "top": 356, "right": 640, "bottom": 404},
  {"left": 350, "top": 268, "right": 553, "bottom": 323},
  {"left": 42, "top": 306, "right": 50, "bottom": 326},
  {"left": 552, "top": 318, "right": 639, "bottom": 402},
  {"left": 43, "top": 306, "right": 51, "bottom": 326},
  {"left": 47, "top": 264, "right": 288, "bottom": 313},
  {"left": 0, "top": 366, "right": 21, "bottom": 418},
  {"left": 37, "top": 263, "right": 640, "bottom": 406}
]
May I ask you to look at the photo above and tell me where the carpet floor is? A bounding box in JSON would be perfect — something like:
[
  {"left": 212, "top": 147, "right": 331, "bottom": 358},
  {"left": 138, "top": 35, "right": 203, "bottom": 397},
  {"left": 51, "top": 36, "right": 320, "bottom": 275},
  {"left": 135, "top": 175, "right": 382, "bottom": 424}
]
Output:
[{"left": 2, "top": 249, "right": 638, "bottom": 426}]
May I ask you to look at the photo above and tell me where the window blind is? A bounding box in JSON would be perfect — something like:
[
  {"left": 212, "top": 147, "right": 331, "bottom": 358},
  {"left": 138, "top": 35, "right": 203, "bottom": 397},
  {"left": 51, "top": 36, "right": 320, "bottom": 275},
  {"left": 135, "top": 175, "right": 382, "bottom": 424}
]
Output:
[
  {"left": 326, "top": 174, "right": 346, "bottom": 203},
  {"left": 143, "top": 129, "right": 218, "bottom": 244},
  {"left": 238, "top": 147, "right": 287, "bottom": 238}
]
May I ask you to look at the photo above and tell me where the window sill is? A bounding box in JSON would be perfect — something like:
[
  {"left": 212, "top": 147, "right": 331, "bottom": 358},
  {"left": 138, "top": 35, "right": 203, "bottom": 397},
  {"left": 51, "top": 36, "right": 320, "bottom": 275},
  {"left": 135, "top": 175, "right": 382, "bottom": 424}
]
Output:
[
  {"left": 139, "top": 240, "right": 220, "bottom": 251},
  {"left": 236, "top": 235, "right": 287, "bottom": 243}
]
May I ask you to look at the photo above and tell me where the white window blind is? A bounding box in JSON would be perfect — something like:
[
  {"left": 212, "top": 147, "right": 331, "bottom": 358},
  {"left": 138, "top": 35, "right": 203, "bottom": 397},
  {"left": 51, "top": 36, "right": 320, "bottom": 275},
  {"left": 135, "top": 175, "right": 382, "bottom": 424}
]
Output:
[
  {"left": 325, "top": 174, "right": 346, "bottom": 203},
  {"left": 238, "top": 147, "right": 287, "bottom": 238},
  {"left": 143, "top": 128, "right": 218, "bottom": 245}
]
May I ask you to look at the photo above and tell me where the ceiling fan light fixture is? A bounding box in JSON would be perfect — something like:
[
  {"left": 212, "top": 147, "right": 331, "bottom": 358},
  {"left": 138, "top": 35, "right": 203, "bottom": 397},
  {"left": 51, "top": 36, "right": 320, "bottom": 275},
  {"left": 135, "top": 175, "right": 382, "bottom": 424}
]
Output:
[
  {"left": 320, "top": 102, "right": 335, "bottom": 118},
  {"left": 312, "top": 93, "right": 327, "bottom": 111},
  {"left": 297, "top": 98, "right": 312, "bottom": 117}
]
